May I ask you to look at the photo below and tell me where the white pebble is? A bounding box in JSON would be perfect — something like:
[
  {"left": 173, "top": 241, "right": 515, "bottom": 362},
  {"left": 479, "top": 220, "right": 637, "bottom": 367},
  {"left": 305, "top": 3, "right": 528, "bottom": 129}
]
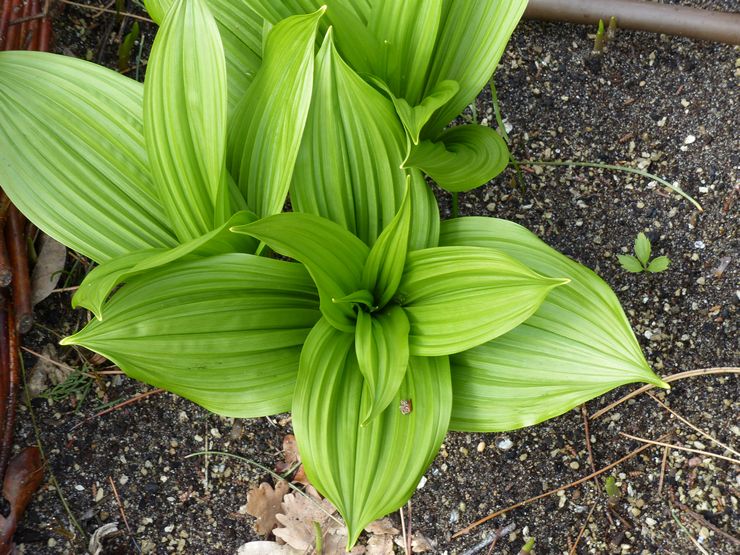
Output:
[
  {"left": 497, "top": 438, "right": 513, "bottom": 450},
  {"left": 684, "top": 135, "right": 696, "bottom": 144}
]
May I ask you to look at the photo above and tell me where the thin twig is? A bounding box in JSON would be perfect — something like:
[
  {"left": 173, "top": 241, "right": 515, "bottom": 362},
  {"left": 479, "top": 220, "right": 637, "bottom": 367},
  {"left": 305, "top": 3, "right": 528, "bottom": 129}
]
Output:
[
  {"left": 581, "top": 404, "right": 597, "bottom": 476},
  {"left": 646, "top": 392, "right": 740, "bottom": 457},
  {"left": 669, "top": 492, "right": 740, "bottom": 546},
  {"left": 399, "top": 506, "right": 408, "bottom": 555},
  {"left": 108, "top": 476, "right": 141, "bottom": 553},
  {"left": 591, "top": 368, "right": 740, "bottom": 420},
  {"left": 619, "top": 433, "right": 740, "bottom": 465},
  {"left": 452, "top": 436, "right": 667, "bottom": 538},
  {"left": 70, "top": 388, "right": 164, "bottom": 431},
  {"left": 59, "top": 0, "right": 153, "bottom": 22},
  {"left": 670, "top": 504, "right": 709, "bottom": 555},
  {"left": 658, "top": 446, "right": 669, "bottom": 496},
  {"left": 568, "top": 503, "right": 597, "bottom": 555}
]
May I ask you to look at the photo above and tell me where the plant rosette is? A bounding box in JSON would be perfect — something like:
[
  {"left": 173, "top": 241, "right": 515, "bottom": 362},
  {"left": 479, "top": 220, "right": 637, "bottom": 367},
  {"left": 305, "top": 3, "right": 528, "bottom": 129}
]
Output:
[{"left": 0, "top": 0, "right": 667, "bottom": 549}]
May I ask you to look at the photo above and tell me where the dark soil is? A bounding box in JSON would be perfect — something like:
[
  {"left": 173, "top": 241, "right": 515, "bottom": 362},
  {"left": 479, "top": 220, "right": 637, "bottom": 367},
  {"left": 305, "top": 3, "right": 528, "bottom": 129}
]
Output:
[{"left": 8, "top": 1, "right": 739, "bottom": 554}]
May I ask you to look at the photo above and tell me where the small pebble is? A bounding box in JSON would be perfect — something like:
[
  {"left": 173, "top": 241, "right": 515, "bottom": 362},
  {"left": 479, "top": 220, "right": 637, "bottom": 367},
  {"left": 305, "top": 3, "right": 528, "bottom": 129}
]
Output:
[
  {"left": 569, "top": 461, "right": 580, "bottom": 470},
  {"left": 497, "top": 438, "right": 513, "bottom": 450},
  {"left": 476, "top": 441, "right": 486, "bottom": 452},
  {"left": 645, "top": 517, "right": 657, "bottom": 527},
  {"left": 684, "top": 135, "right": 696, "bottom": 145}
]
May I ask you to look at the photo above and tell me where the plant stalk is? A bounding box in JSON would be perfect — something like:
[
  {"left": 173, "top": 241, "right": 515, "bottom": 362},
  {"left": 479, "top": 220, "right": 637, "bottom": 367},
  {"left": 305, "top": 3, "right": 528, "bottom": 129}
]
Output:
[
  {"left": 7, "top": 206, "right": 32, "bottom": 333},
  {"left": 524, "top": 0, "right": 740, "bottom": 45}
]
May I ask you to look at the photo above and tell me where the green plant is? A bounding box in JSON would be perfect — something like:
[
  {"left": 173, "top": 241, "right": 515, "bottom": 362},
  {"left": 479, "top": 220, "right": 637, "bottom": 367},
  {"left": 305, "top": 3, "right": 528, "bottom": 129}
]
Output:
[
  {"left": 618, "top": 232, "right": 671, "bottom": 273},
  {"left": 0, "top": 0, "right": 667, "bottom": 548}
]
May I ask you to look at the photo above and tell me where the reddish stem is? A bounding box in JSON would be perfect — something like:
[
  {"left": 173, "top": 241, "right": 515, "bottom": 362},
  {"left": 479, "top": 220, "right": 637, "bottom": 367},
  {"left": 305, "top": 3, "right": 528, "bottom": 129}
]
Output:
[
  {"left": 0, "top": 194, "right": 11, "bottom": 288},
  {"left": 0, "top": 0, "right": 12, "bottom": 50},
  {"left": 3, "top": 0, "right": 22, "bottom": 51},
  {"left": 38, "top": 0, "right": 49, "bottom": 51},
  {"left": 6, "top": 207, "right": 32, "bottom": 334},
  {"left": 0, "top": 300, "right": 7, "bottom": 484},
  {"left": 0, "top": 291, "right": 16, "bottom": 484},
  {"left": 27, "top": 0, "right": 39, "bottom": 50},
  {"left": 17, "top": 0, "right": 30, "bottom": 49}
]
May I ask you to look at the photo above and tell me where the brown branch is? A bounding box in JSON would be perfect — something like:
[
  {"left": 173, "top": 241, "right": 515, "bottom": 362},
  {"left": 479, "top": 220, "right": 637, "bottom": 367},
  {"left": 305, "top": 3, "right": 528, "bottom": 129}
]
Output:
[
  {"left": 17, "top": 0, "right": 31, "bottom": 49},
  {"left": 669, "top": 491, "right": 740, "bottom": 546},
  {"left": 524, "top": 0, "right": 740, "bottom": 45},
  {"left": 6, "top": 206, "right": 32, "bottom": 333},
  {"left": 2, "top": 0, "right": 22, "bottom": 51},
  {"left": 569, "top": 503, "right": 597, "bottom": 555},
  {"left": 619, "top": 433, "right": 740, "bottom": 465},
  {"left": 0, "top": 292, "right": 18, "bottom": 483},
  {"left": 452, "top": 436, "right": 667, "bottom": 538},
  {"left": 0, "top": 0, "right": 12, "bottom": 50}
]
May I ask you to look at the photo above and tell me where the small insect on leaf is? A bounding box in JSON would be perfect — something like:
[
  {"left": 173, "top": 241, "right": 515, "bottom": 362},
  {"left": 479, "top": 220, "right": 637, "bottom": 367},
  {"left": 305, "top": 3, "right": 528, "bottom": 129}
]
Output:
[
  {"left": 399, "top": 399, "right": 413, "bottom": 415},
  {"left": 617, "top": 254, "right": 644, "bottom": 273},
  {"left": 647, "top": 256, "right": 670, "bottom": 273},
  {"left": 634, "top": 232, "right": 651, "bottom": 265}
]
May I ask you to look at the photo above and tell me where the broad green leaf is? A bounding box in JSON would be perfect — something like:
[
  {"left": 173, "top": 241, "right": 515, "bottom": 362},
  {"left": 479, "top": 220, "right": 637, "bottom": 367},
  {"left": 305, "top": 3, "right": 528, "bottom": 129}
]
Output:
[
  {"left": 634, "top": 232, "right": 651, "bottom": 265},
  {"left": 647, "top": 256, "right": 670, "bottom": 273},
  {"left": 294, "top": 318, "right": 451, "bottom": 548},
  {"left": 422, "top": 0, "right": 528, "bottom": 136},
  {"left": 62, "top": 254, "right": 320, "bottom": 418},
  {"left": 369, "top": 78, "right": 459, "bottom": 145},
  {"left": 403, "top": 124, "right": 510, "bottom": 192},
  {"left": 362, "top": 184, "right": 411, "bottom": 308},
  {"left": 367, "top": 0, "right": 443, "bottom": 105},
  {"left": 398, "top": 246, "right": 566, "bottom": 357},
  {"left": 74, "top": 211, "right": 258, "bottom": 319},
  {"left": 291, "top": 33, "right": 439, "bottom": 250},
  {"left": 0, "top": 51, "right": 176, "bottom": 263},
  {"left": 617, "top": 255, "right": 644, "bottom": 273},
  {"left": 144, "top": 0, "right": 229, "bottom": 240},
  {"left": 145, "top": 0, "right": 263, "bottom": 114},
  {"left": 439, "top": 217, "right": 667, "bottom": 432},
  {"left": 228, "top": 9, "right": 323, "bottom": 218},
  {"left": 233, "top": 213, "right": 369, "bottom": 332},
  {"left": 355, "top": 306, "right": 410, "bottom": 423}
]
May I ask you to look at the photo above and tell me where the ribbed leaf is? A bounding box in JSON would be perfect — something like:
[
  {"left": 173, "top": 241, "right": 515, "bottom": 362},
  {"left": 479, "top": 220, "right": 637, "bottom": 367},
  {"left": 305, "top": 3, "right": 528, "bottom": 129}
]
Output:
[
  {"left": 233, "top": 213, "right": 369, "bottom": 332},
  {"left": 422, "top": 0, "right": 528, "bottom": 136},
  {"left": 291, "top": 33, "right": 439, "bottom": 250},
  {"left": 362, "top": 184, "right": 411, "bottom": 308},
  {"left": 228, "top": 9, "right": 323, "bottom": 217},
  {"left": 145, "top": 0, "right": 263, "bottom": 114},
  {"left": 634, "top": 232, "right": 651, "bottom": 265},
  {"left": 144, "top": 0, "right": 229, "bottom": 240},
  {"left": 440, "top": 217, "right": 668, "bottom": 432},
  {"left": 369, "top": 77, "right": 459, "bottom": 145},
  {"left": 62, "top": 254, "right": 320, "bottom": 418},
  {"left": 355, "top": 306, "right": 410, "bottom": 423},
  {"left": 74, "top": 211, "right": 258, "bottom": 319},
  {"left": 294, "top": 318, "right": 451, "bottom": 548},
  {"left": 367, "top": 0, "right": 442, "bottom": 105},
  {"left": 245, "top": 0, "right": 377, "bottom": 74},
  {"left": 403, "top": 125, "right": 510, "bottom": 192},
  {"left": 398, "top": 246, "right": 567, "bottom": 357},
  {"left": 0, "top": 51, "right": 176, "bottom": 263}
]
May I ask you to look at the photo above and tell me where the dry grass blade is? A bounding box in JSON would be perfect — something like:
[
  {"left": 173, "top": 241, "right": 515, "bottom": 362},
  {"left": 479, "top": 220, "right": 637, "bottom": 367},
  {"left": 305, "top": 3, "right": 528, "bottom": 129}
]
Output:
[
  {"left": 669, "top": 493, "right": 740, "bottom": 546},
  {"left": 452, "top": 435, "right": 668, "bottom": 538},
  {"left": 108, "top": 476, "right": 140, "bottom": 553},
  {"left": 646, "top": 392, "right": 740, "bottom": 457},
  {"left": 670, "top": 504, "right": 709, "bottom": 555},
  {"left": 590, "top": 367, "right": 740, "bottom": 420},
  {"left": 619, "top": 432, "right": 740, "bottom": 465},
  {"left": 568, "top": 503, "right": 597, "bottom": 555}
]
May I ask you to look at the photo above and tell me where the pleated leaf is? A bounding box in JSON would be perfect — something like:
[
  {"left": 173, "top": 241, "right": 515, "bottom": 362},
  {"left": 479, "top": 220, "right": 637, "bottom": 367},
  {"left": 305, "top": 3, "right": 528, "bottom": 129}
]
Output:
[
  {"left": 403, "top": 125, "right": 510, "bottom": 192},
  {"left": 369, "top": 77, "right": 459, "bottom": 145},
  {"left": 74, "top": 211, "right": 258, "bottom": 319},
  {"left": 439, "top": 217, "right": 668, "bottom": 432},
  {"left": 362, "top": 183, "right": 411, "bottom": 308},
  {"left": 422, "top": 0, "right": 528, "bottom": 137},
  {"left": 366, "top": 0, "right": 443, "bottom": 105},
  {"left": 354, "top": 306, "right": 410, "bottom": 423},
  {"left": 233, "top": 213, "right": 369, "bottom": 332},
  {"left": 144, "top": 0, "right": 229, "bottom": 240},
  {"left": 0, "top": 51, "right": 176, "bottom": 263},
  {"left": 291, "top": 32, "right": 439, "bottom": 250},
  {"left": 294, "top": 318, "right": 451, "bottom": 548},
  {"left": 62, "top": 254, "right": 320, "bottom": 418},
  {"left": 398, "top": 246, "right": 567, "bottom": 357},
  {"left": 145, "top": 0, "right": 263, "bottom": 114},
  {"left": 245, "top": 0, "right": 377, "bottom": 74},
  {"left": 228, "top": 9, "right": 323, "bottom": 218}
]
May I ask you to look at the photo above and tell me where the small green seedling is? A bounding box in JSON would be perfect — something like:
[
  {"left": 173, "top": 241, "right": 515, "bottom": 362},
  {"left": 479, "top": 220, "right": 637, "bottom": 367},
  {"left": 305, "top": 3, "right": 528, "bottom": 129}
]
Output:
[
  {"left": 605, "top": 475, "right": 620, "bottom": 509},
  {"left": 618, "top": 232, "right": 670, "bottom": 273},
  {"left": 519, "top": 537, "right": 536, "bottom": 554}
]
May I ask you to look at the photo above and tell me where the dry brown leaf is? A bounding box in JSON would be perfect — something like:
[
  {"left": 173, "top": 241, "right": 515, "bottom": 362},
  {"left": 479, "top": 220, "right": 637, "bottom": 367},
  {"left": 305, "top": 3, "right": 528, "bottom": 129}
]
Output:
[
  {"left": 235, "top": 541, "right": 302, "bottom": 555},
  {"left": 31, "top": 233, "right": 67, "bottom": 306},
  {"left": 273, "top": 489, "right": 338, "bottom": 551},
  {"left": 245, "top": 480, "right": 290, "bottom": 536},
  {"left": 365, "top": 517, "right": 399, "bottom": 537},
  {"left": 366, "top": 534, "right": 394, "bottom": 555},
  {"left": 394, "top": 532, "right": 435, "bottom": 553}
]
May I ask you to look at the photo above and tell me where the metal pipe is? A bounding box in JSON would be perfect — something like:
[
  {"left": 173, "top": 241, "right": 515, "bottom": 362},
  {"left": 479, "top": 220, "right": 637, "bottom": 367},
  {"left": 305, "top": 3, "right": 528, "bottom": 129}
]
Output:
[{"left": 524, "top": 0, "right": 740, "bottom": 45}]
